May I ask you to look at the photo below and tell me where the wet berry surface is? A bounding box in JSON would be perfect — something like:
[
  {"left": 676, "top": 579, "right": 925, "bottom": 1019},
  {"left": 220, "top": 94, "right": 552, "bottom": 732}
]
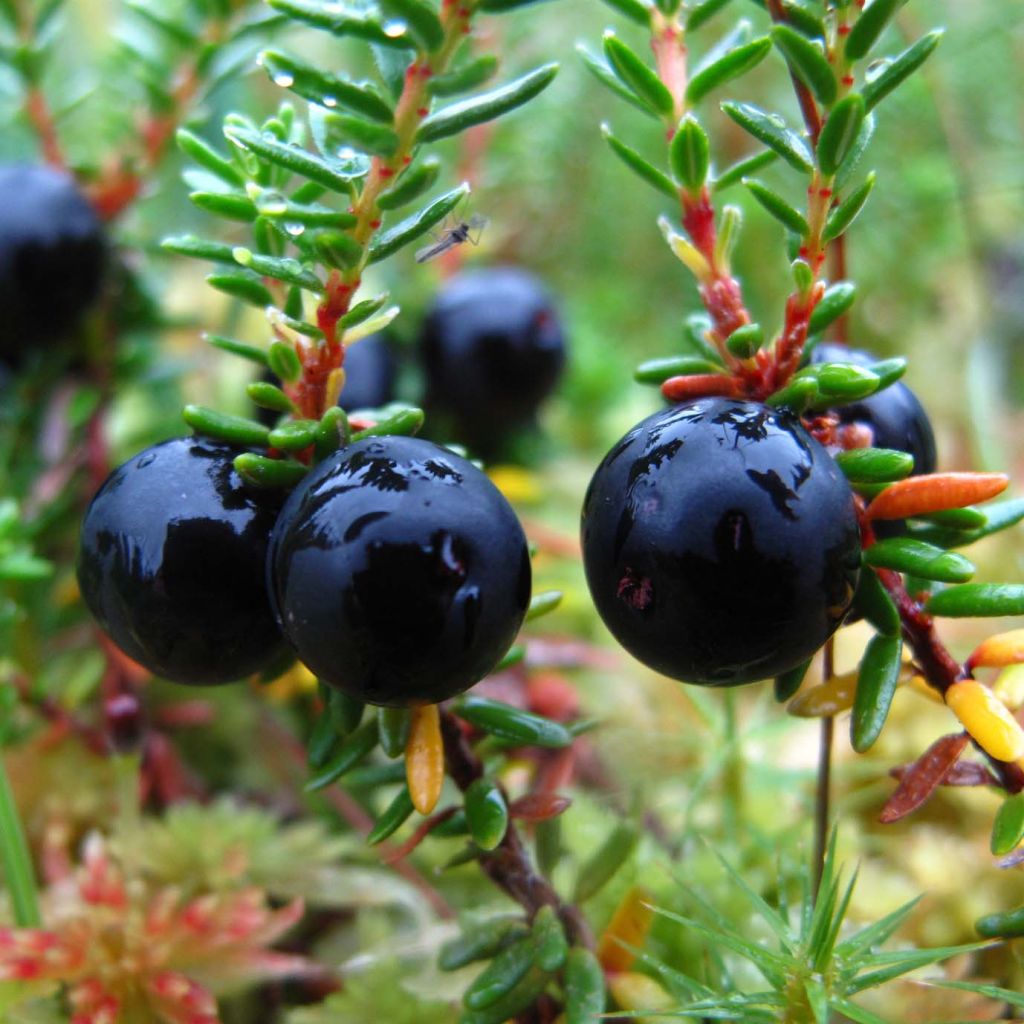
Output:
[
  {"left": 77, "top": 437, "right": 288, "bottom": 685},
  {"left": 268, "top": 435, "right": 532, "bottom": 706},
  {"left": 581, "top": 399, "right": 862, "bottom": 686}
]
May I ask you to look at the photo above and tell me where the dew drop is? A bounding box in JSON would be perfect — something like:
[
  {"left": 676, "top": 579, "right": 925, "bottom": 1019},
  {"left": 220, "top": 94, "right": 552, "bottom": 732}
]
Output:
[
  {"left": 285, "top": 222, "right": 305, "bottom": 237},
  {"left": 382, "top": 18, "right": 407, "bottom": 37},
  {"left": 337, "top": 146, "right": 358, "bottom": 160},
  {"left": 272, "top": 72, "right": 295, "bottom": 88},
  {"left": 322, "top": 95, "right": 338, "bottom": 108}
]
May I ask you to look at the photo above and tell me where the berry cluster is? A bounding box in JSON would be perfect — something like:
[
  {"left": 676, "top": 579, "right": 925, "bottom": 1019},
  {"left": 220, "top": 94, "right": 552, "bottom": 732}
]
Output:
[{"left": 78, "top": 433, "right": 531, "bottom": 703}]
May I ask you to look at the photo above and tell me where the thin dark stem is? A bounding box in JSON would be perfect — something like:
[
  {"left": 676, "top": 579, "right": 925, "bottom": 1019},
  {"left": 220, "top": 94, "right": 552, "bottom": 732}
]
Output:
[
  {"left": 828, "top": 233, "right": 850, "bottom": 342},
  {"left": 812, "top": 637, "right": 835, "bottom": 900},
  {"left": 440, "top": 710, "right": 594, "bottom": 948}
]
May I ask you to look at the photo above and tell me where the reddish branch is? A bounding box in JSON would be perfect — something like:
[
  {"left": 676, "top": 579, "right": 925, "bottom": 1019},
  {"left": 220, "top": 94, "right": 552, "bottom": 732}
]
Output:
[
  {"left": 765, "top": 0, "right": 823, "bottom": 145},
  {"left": 440, "top": 710, "right": 594, "bottom": 949}
]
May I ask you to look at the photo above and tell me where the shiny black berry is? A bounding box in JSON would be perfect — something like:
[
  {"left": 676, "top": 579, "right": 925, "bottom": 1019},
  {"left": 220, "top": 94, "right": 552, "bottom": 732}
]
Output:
[
  {"left": 581, "top": 399, "right": 862, "bottom": 687},
  {"left": 811, "top": 342, "right": 937, "bottom": 475},
  {"left": 419, "top": 267, "right": 565, "bottom": 452},
  {"left": 77, "top": 437, "right": 289, "bottom": 686},
  {"left": 267, "top": 436, "right": 532, "bottom": 706},
  {"left": 0, "top": 164, "right": 105, "bottom": 362}
]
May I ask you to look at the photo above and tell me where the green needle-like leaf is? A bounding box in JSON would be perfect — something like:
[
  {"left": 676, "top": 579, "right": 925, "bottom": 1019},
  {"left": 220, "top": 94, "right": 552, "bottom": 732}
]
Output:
[
  {"left": 686, "top": 36, "right": 771, "bottom": 105},
  {"left": 603, "top": 32, "right": 674, "bottom": 116},
  {"left": 817, "top": 93, "right": 866, "bottom": 177},
  {"left": 862, "top": 30, "right": 943, "bottom": 112},
  {"left": 926, "top": 583, "right": 1024, "bottom": 618},
  {"left": 844, "top": 0, "right": 909, "bottom": 61},
  {"left": 864, "top": 538, "right": 976, "bottom": 584},
  {"left": 771, "top": 24, "right": 836, "bottom": 105},
  {"left": 367, "top": 183, "right": 470, "bottom": 263},
  {"left": 850, "top": 633, "right": 902, "bottom": 752},
  {"left": 722, "top": 101, "right": 814, "bottom": 172},
  {"left": 259, "top": 51, "right": 395, "bottom": 121},
  {"left": 417, "top": 63, "right": 559, "bottom": 143},
  {"left": 602, "top": 123, "right": 677, "bottom": 198},
  {"left": 456, "top": 696, "right": 572, "bottom": 749},
  {"left": 378, "top": 0, "right": 444, "bottom": 52},
  {"left": 670, "top": 115, "right": 711, "bottom": 191},
  {"left": 743, "top": 178, "right": 809, "bottom": 235}
]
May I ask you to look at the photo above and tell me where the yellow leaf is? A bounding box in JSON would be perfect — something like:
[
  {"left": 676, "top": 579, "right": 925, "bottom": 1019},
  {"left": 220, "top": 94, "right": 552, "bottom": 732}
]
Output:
[
  {"left": 945, "top": 679, "right": 1024, "bottom": 763},
  {"left": 967, "top": 629, "right": 1024, "bottom": 670},
  {"left": 406, "top": 704, "right": 444, "bottom": 815},
  {"left": 597, "top": 885, "right": 654, "bottom": 973}
]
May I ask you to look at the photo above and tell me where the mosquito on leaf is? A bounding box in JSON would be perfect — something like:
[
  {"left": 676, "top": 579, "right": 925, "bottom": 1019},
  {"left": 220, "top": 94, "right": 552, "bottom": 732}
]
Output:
[{"left": 415, "top": 213, "right": 488, "bottom": 264}]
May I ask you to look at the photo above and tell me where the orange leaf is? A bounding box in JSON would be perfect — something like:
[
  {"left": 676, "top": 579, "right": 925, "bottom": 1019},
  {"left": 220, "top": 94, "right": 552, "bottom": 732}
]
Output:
[
  {"left": 406, "top": 704, "right": 444, "bottom": 815},
  {"left": 596, "top": 885, "right": 654, "bottom": 973},
  {"left": 866, "top": 473, "right": 1008, "bottom": 521},
  {"left": 967, "top": 629, "right": 1024, "bottom": 671},
  {"left": 661, "top": 374, "right": 741, "bottom": 402}
]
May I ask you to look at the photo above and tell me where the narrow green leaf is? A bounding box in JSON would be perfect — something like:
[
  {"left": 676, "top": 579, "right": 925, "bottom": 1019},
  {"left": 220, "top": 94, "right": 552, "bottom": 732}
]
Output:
[
  {"left": 725, "top": 322, "right": 763, "bottom": 358},
  {"left": 315, "top": 109, "right": 400, "bottom": 157},
  {"left": 460, "top": 966, "right": 551, "bottom": 1024},
  {"left": 305, "top": 718, "right": 380, "bottom": 792},
  {"left": 367, "top": 184, "right": 470, "bottom": 263},
  {"left": 308, "top": 713, "right": 341, "bottom": 769},
  {"left": 815, "top": 362, "right": 879, "bottom": 400},
  {"left": 268, "top": 419, "right": 319, "bottom": 451},
  {"left": 844, "top": 0, "right": 908, "bottom": 61},
  {"left": 377, "top": 157, "right": 442, "bottom": 210},
  {"left": 835, "top": 113, "right": 876, "bottom": 189},
  {"left": 177, "top": 128, "right": 245, "bottom": 187},
  {"left": 351, "top": 406, "right": 425, "bottom": 439},
  {"left": 976, "top": 906, "right": 1024, "bottom": 939},
  {"left": 576, "top": 44, "right": 657, "bottom": 117},
  {"left": 183, "top": 405, "right": 269, "bottom": 447},
  {"left": 686, "top": 0, "right": 732, "bottom": 33},
  {"left": 929, "top": 980, "right": 1024, "bottom": 1011},
  {"left": 864, "top": 538, "right": 975, "bottom": 584},
  {"left": 428, "top": 55, "right": 499, "bottom": 97},
  {"left": 162, "top": 234, "right": 236, "bottom": 264},
  {"left": 417, "top": 63, "right": 559, "bottom": 143},
  {"left": 378, "top": 0, "right": 444, "bottom": 52},
  {"left": 808, "top": 281, "right": 856, "bottom": 334},
  {"left": 248, "top": 381, "right": 296, "bottom": 414},
  {"left": 603, "top": 33, "right": 673, "bottom": 116},
  {"left": 367, "top": 787, "right": 415, "bottom": 844},
  {"left": 817, "top": 93, "right": 866, "bottom": 177},
  {"left": 774, "top": 660, "right": 810, "bottom": 702},
  {"left": 852, "top": 568, "right": 900, "bottom": 636},
  {"left": 686, "top": 36, "right": 772, "bottom": 105},
  {"left": 226, "top": 126, "right": 368, "bottom": 193},
  {"left": 712, "top": 148, "right": 777, "bottom": 191},
  {"left": 635, "top": 355, "right": 724, "bottom": 383},
  {"left": 464, "top": 934, "right": 535, "bottom": 1010},
  {"left": 574, "top": 822, "right": 640, "bottom": 901},
  {"left": 207, "top": 272, "right": 274, "bottom": 307},
  {"left": 722, "top": 101, "right": 814, "bottom": 173},
  {"left": 862, "top": 31, "right": 943, "bottom": 112},
  {"left": 208, "top": 334, "right": 268, "bottom": 365},
  {"left": 771, "top": 24, "right": 836, "bottom": 105},
  {"left": 531, "top": 906, "right": 568, "bottom": 971},
  {"left": 824, "top": 172, "right": 876, "bottom": 242},
  {"left": 835, "top": 447, "right": 914, "bottom": 483},
  {"left": 778, "top": 0, "right": 826, "bottom": 40},
  {"left": 830, "top": 999, "right": 891, "bottom": 1024},
  {"left": 599, "top": 0, "right": 651, "bottom": 27},
  {"left": 456, "top": 696, "right": 572, "bottom": 749},
  {"left": 564, "top": 948, "right": 606, "bottom": 1024},
  {"left": 669, "top": 115, "right": 710, "bottom": 192},
  {"left": 526, "top": 590, "right": 563, "bottom": 621},
  {"left": 439, "top": 918, "right": 529, "bottom": 971},
  {"left": 378, "top": 707, "right": 411, "bottom": 758},
  {"left": 926, "top": 584, "right": 1024, "bottom": 618},
  {"left": 232, "top": 247, "right": 323, "bottom": 292},
  {"left": 267, "top": 341, "right": 302, "bottom": 382},
  {"left": 313, "top": 230, "right": 364, "bottom": 270},
  {"left": 233, "top": 453, "right": 309, "bottom": 489},
  {"left": 268, "top": 0, "right": 415, "bottom": 48},
  {"left": 465, "top": 777, "right": 509, "bottom": 851},
  {"left": 340, "top": 295, "right": 389, "bottom": 329},
  {"left": 602, "top": 124, "right": 677, "bottom": 199},
  {"left": 259, "top": 51, "right": 395, "bottom": 121},
  {"left": 743, "top": 178, "right": 809, "bottom": 235},
  {"left": 314, "top": 407, "right": 351, "bottom": 461},
  {"left": 850, "top": 633, "right": 902, "bottom": 752},
  {"left": 324, "top": 687, "right": 364, "bottom": 734},
  {"left": 990, "top": 792, "right": 1024, "bottom": 855},
  {"left": 918, "top": 507, "right": 988, "bottom": 530},
  {"left": 0, "top": 554, "right": 52, "bottom": 582},
  {"left": 477, "top": 0, "right": 556, "bottom": 9}
]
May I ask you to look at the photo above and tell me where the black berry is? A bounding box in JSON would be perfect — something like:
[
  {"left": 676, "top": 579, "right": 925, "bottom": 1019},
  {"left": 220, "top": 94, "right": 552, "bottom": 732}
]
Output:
[
  {"left": 581, "top": 399, "right": 862, "bottom": 687},
  {"left": 77, "top": 437, "right": 288, "bottom": 685},
  {"left": 267, "top": 435, "right": 531, "bottom": 706},
  {"left": 419, "top": 267, "right": 565, "bottom": 452},
  {"left": 0, "top": 164, "right": 105, "bottom": 362},
  {"left": 812, "top": 342, "right": 937, "bottom": 475}
]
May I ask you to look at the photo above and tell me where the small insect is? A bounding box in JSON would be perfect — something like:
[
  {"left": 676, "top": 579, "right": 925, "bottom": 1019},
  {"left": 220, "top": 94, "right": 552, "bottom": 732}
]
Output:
[{"left": 415, "top": 213, "right": 488, "bottom": 264}]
